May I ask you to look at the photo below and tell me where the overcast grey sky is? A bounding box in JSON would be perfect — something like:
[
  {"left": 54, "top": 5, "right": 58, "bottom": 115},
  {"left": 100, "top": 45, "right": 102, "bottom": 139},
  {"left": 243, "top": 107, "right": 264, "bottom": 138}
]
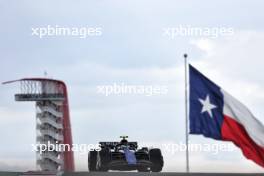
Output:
[{"left": 0, "top": 0, "right": 264, "bottom": 173}]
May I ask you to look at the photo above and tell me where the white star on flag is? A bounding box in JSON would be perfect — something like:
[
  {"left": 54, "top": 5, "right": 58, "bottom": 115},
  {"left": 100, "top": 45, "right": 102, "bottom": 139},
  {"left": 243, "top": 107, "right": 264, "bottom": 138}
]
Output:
[{"left": 199, "top": 94, "right": 217, "bottom": 118}]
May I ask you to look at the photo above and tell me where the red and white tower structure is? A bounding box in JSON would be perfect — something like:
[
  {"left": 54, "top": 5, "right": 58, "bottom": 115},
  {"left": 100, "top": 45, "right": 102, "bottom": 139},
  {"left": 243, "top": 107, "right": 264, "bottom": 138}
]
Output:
[{"left": 3, "top": 78, "right": 75, "bottom": 172}]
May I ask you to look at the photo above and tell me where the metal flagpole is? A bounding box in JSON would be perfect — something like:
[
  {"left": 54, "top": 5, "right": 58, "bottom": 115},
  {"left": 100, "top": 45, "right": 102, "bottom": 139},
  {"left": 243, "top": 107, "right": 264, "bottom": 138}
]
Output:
[{"left": 184, "top": 53, "right": 190, "bottom": 173}]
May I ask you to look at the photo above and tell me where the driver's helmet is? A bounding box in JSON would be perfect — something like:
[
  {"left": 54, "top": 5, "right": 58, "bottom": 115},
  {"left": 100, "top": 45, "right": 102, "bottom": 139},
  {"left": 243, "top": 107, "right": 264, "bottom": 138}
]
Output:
[
  {"left": 120, "top": 136, "right": 128, "bottom": 145},
  {"left": 120, "top": 138, "right": 128, "bottom": 145}
]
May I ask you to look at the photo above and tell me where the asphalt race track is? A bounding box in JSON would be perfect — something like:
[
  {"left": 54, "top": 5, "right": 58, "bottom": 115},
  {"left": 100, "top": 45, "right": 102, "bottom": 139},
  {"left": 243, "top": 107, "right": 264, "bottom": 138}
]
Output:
[
  {"left": 63, "top": 172, "right": 264, "bottom": 176},
  {"left": 0, "top": 172, "right": 264, "bottom": 176}
]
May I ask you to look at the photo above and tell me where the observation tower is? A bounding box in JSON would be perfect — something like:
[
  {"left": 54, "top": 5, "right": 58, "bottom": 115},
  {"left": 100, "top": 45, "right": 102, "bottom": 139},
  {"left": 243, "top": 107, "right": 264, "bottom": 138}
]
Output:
[{"left": 3, "top": 78, "right": 74, "bottom": 172}]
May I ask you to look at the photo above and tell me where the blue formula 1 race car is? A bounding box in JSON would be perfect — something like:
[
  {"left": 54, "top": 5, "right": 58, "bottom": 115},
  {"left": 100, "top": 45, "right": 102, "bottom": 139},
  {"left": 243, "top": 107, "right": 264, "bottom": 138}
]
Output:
[{"left": 88, "top": 136, "right": 164, "bottom": 172}]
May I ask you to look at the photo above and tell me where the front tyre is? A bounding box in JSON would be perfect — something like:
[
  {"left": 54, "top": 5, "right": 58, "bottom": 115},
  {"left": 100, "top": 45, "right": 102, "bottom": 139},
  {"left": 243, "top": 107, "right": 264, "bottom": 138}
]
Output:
[
  {"left": 88, "top": 151, "right": 97, "bottom": 171},
  {"left": 96, "top": 148, "right": 110, "bottom": 171},
  {"left": 149, "top": 148, "right": 164, "bottom": 172}
]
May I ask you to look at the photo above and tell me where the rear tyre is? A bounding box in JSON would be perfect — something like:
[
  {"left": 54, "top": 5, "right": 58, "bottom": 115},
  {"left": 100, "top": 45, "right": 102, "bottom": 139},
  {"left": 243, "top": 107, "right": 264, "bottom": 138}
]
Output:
[
  {"left": 149, "top": 148, "right": 164, "bottom": 172},
  {"left": 88, "top": 151, "right": 97, "bottom": 171}
]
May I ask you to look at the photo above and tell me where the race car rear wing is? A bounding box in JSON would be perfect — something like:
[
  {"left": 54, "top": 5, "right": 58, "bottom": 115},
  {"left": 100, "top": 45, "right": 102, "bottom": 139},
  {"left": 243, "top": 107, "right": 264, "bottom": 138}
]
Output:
[{"left": 99, "top": 142, "right": 138, "bottom": 149}]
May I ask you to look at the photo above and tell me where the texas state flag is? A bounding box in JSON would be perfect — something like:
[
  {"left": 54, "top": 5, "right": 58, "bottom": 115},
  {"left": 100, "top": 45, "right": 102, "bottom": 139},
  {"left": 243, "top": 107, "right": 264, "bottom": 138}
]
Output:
[{"left": 189, "top": 64, "right": 264, "bottom": 168}]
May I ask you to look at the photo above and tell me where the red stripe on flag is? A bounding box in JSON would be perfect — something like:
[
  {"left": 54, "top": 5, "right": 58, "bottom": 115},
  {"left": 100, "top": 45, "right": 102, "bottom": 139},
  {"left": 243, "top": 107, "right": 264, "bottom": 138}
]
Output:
[{"left": 221, "top": 115, "right": 264, "bottom": 168}]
